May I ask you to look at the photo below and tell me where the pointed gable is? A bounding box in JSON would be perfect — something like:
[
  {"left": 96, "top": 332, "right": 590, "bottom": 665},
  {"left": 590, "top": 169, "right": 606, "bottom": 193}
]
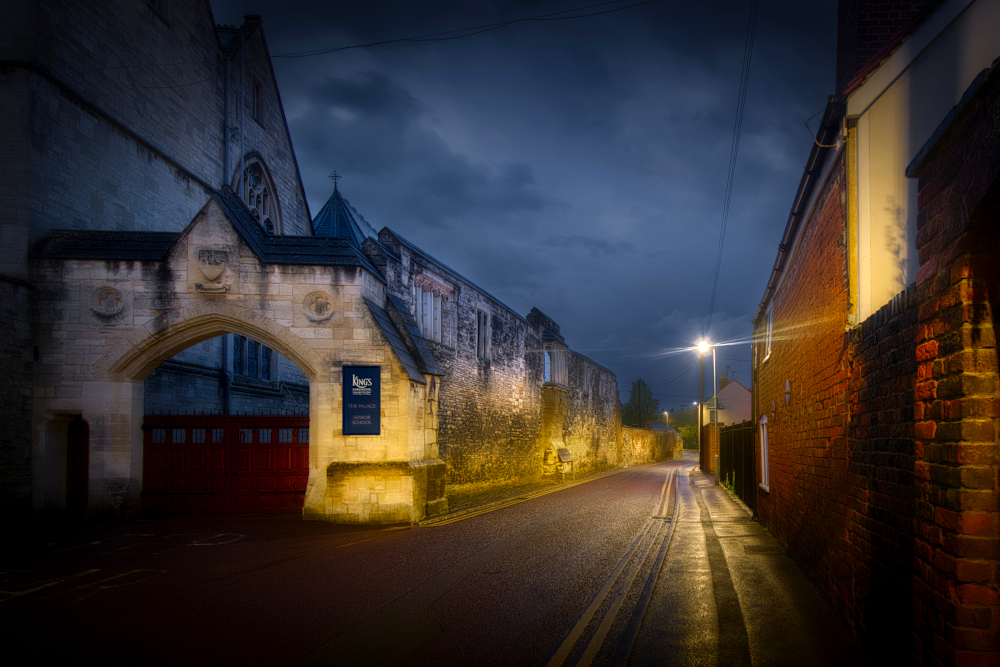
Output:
[{"left": 312, "top": 184, "right": 378, "bottom": 248}]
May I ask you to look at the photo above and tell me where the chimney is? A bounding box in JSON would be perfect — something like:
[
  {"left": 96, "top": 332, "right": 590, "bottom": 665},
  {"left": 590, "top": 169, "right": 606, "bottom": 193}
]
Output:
[{"left": 718, "top": 373, "right": 729, "bottom": 391}]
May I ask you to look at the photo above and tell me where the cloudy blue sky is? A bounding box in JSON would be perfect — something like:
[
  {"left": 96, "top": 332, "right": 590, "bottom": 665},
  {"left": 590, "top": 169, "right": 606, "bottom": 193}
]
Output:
[{"left": 210, "top": 0, "right": 837, "bottom": 412}]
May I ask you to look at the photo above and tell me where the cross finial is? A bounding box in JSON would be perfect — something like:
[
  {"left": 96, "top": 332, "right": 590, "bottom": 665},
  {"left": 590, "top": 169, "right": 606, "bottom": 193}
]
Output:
[{"left": 329, "top": 171, "right": 341, "bottom": 189}]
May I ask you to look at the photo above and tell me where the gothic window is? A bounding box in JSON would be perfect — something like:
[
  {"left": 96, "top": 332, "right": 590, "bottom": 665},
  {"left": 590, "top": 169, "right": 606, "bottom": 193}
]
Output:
[
  {"left": 233, "top": 334, "right": 243, "bottom": 373},
  {"left": 240, "top": 160, "right": 280, "bottom": 234},
  {"left": 413, "top": 283, "right": 443, "bottom": 343},
  {"left": 233, "top": 335, "right": 271, "bottom": 380},
  {"left": 543, "top": 344, "right": 568, "bottom": 386},
  {"left": 247, "top": 340, "right": 258, "bottom": 377}
]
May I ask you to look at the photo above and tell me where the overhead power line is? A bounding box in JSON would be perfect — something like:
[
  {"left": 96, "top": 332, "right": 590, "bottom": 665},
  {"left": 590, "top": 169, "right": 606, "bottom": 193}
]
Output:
[
  {"left": 70, "top": 0, "right": 663, "bottom": 89},
  {"left": 706, "top": 0, "right": 760, "bottom": 334},
  {"left": 272, "top": 0, "right": 663, "bottom": 58}
]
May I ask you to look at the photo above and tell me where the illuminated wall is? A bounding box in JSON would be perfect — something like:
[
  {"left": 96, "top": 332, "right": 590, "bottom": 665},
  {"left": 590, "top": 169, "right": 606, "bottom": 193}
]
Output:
[{"left": 849, "top": 0, "right": 1000, "bottom": 320}]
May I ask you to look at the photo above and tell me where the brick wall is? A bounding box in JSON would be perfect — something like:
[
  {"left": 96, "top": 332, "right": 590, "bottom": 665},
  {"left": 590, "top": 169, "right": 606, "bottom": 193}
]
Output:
[
  {"left": 754, "top": 157, "right": 855, "bottom": 622},
  {"left": 908, "top": 63, "right": 1000, "bottom": 666},
  {"left": 836, "top": 0, "right": 943, "bottom": 94},
  {"left": 847, "top": 284, "right": 918, "bottom": 660},
  {"left": 0, "top": 277, "right": 34, "bottom": 515}
]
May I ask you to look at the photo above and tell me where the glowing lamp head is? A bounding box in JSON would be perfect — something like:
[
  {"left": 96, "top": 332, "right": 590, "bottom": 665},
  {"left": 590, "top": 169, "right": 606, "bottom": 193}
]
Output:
[{"left": 697, "top": 340, "right": 710, "bottom": 354}]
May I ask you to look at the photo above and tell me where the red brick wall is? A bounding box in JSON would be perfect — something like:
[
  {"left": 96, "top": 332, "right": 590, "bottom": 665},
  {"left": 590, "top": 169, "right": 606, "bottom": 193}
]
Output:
[
  {"left": 909, "top": 65, "right": 1000, "bottom": 666},
  {"left": 836, "top": 0, "right": 943, "bottom": 94},
  {"left": 754, "top": 155, "right": 855, "bottom": 621},
  {"left": 847, "top": 285, "right": 918, "bottom": 660}
]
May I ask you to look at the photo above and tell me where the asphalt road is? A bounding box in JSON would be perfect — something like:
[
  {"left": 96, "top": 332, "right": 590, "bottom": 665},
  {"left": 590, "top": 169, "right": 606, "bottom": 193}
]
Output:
[{"left": 1, "top": 454, "right": 865, "bottom": 666}]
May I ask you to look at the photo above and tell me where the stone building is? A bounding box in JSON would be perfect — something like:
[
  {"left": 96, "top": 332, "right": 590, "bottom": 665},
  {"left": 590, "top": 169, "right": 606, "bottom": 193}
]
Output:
[
  {"left": 751, "top": 0, "right": 999, "bottom": 663},
  {"left": 1, "top": 1, "right": 666, "bottom": 525}
]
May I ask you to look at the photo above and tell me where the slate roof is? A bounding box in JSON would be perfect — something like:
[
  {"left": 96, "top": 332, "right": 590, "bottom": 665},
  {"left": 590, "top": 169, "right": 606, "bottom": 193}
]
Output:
[
  {"left": 386, "top": 294, "right": 442, "bottom": 376},
  {"left": 363, "top": 297, "right": 425, "bottom": 384},
  {"left": 312, "top": 185, "right": 379, "bottom": 248},
  {"left": 33, "top": 230, "right": 179, "bottom": 261},
  {"left": 33, "top": 187, "right": 385, "bottom": 281},
  {"left": 384, "top": 230, "right": 532, "bottom": 327},
  {"left": 213, "top": 187, "right": 384, "bottom": 278}
]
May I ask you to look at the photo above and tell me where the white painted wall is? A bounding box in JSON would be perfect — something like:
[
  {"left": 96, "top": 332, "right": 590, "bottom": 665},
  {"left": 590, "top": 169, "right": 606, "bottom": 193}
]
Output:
[{"left": 850, "top": 0, "right": 1000, "bottom": 320}]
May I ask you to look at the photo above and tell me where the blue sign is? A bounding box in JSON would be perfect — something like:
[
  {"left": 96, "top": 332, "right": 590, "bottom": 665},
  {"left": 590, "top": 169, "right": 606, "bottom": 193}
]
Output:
[{"left": 343, "top": 365, "right": 381, "bottom": 435}]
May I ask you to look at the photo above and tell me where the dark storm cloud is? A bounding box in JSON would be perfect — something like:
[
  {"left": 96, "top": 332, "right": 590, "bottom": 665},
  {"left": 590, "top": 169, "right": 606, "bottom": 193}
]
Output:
[{"left": 210, "top": 0, "right": 837, "bottom": 404}]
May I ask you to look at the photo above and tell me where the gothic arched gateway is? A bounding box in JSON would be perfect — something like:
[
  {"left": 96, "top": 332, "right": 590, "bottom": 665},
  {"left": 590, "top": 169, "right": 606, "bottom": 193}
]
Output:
[{"left": 31, "top": 188, "right": 446, "bottom": 523}]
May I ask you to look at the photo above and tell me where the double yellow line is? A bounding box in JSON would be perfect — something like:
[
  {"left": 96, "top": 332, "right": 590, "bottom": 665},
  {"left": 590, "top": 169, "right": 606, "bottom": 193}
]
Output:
[{"left": 427, "top": 478, "right": 594, "bottom": 526}]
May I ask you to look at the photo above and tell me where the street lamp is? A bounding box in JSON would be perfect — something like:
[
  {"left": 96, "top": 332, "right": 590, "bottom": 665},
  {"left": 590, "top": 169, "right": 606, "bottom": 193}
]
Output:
[{"left": 697, "top": 340, "right": 719, "bottom": 484}]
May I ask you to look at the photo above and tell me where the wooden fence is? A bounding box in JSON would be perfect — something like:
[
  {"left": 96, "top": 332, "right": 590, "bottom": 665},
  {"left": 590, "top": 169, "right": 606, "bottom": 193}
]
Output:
[{"left": 719, "top": 420, "right": 756, "bottom": 512}]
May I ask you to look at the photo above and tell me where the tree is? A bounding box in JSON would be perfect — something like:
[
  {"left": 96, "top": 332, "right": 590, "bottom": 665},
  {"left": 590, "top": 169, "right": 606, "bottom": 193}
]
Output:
[
  {"left": 621, "top": 378, "right": 660, "bottom": 427},
  {"left": 668, "top": 406, "right": 698, "bottom": 429}
]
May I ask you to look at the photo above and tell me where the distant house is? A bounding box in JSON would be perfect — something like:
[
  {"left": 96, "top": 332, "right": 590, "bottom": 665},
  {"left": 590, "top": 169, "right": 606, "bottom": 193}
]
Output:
[
  {"left": 698, "top": 376, "right": 750, "bottom": 472},
  {"left": 751, "top": 0, "right": 1000, "bottom": 663}
]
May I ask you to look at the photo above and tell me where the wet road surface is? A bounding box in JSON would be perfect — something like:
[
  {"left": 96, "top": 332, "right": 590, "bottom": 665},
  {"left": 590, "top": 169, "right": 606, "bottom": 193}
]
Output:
[{"left": 1, "top": 453, "right": 865, "bottom": 666}]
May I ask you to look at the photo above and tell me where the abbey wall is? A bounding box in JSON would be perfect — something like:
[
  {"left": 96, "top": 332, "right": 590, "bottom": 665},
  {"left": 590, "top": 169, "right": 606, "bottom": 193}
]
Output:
[{"left": 1, "top": 1, "right": 678, "bottom": 525}]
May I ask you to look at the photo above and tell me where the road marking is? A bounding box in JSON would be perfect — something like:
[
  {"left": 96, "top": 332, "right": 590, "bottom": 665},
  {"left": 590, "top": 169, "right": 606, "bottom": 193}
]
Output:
[
  {"left": 187, "top": 534, "right": 246, "bottom": 546},
  {"left": 427, "top": 478, "right": 594, "bottom": 526},
  {"left": 546, "top": 519, "right": 658, "bottom": 667},
  {"left": 0, "top": 568, "right": 101, "bottom": 602},
  {"left": 548, "top": 464, "right": 682, "bottom": 667},
  {"left": 612, "top": 464, "right": 686, "bottom": 666}
]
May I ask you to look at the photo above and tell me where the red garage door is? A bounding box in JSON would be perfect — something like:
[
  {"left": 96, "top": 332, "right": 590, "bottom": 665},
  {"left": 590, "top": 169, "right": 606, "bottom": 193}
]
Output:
[{"left": 143, "top": 415, "right": 309, "bottom": 513}]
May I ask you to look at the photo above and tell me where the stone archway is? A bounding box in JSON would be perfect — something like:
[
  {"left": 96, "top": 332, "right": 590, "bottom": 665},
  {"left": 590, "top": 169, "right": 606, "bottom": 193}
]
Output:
[
  {"left": 94, "top": 303, "right": 333, "bottom": 517},
  {"left": 31, "top": 190, "right": 445, "bottom": 523}
]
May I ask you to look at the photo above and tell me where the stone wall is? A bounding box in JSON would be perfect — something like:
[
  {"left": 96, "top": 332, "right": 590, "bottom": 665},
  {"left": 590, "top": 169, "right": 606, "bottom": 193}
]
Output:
[
  {"left": 0, "top": 277, "right": 34, "bottom": 516},
  {"left": 847, "top": 285, "right": 918, "bottom": 661},
  {"left": 433, "top": 283, "right": 544, "bottom": 485},
  {"left": 0, "top": 2, "right": 311, "bottom": 279},
  {"left": 620, "top": 426, "right": 681, "bottom": 467},
  {"left": 560, "top": 353, "right": 622, "bottom": 472}
]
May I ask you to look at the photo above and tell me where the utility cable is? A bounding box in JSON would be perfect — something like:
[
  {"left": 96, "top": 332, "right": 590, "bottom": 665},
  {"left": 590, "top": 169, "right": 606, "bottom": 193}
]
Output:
[
  {"left": 69, "top": 0, "right": 661, "bottom": 90},
  {"left": 271, "top": 0, "right": 662, "bottom": 58},
  {"left": 706, "top": 0, "right": 759, "bottom": 335}
]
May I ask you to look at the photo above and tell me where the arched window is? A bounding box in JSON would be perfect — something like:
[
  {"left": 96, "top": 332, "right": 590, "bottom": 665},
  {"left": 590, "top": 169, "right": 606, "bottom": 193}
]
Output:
[
  {"left": 759, "top": 414, "right": 770, "bottom": 491},
  {"left": 236, "top": 157, "right": 281, "bottom": 234}
]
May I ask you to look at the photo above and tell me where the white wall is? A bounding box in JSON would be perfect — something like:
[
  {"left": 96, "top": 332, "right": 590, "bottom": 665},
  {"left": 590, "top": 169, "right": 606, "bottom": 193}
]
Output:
[{"left": 850, "top": 0, "right": 1000, "bottom": 319}]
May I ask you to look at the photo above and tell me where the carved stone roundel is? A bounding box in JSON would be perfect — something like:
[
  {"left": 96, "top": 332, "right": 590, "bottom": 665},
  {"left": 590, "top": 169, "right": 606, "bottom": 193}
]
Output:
[
  {"left": 303, "top": 291, "right": 335, "bottom": 323},
  {"left": 92, "top": 286, "right": 125, "bottom": 317}
]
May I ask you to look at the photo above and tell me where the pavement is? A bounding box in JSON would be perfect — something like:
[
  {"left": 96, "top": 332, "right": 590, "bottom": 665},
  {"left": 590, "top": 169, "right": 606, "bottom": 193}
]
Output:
[{"left": 624, "top": 453, "right": 867, "bottom": 667}]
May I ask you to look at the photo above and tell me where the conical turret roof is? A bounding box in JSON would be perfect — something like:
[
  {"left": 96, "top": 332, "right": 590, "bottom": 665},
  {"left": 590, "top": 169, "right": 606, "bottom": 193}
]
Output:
[{"left": 311, "top": 183, "right": 378, "bottom": 248}]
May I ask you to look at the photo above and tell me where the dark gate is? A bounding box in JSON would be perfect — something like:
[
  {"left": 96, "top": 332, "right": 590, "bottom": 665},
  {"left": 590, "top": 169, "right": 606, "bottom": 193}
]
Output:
[
  {"left": 719, "top": 420, "right": 756, "bottom": 512},
  {"left": 142, "top": 415, "right": 309, "bottom": 513}
]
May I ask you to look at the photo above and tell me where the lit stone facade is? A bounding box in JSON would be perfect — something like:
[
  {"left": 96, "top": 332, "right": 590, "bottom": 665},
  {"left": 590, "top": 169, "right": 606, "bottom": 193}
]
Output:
[{"left": 2, "top": 1, "right": 676, "bottom": 525}]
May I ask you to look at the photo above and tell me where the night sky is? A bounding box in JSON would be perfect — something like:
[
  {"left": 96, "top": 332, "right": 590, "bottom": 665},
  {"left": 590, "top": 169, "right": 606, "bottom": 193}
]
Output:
[{"left": 209, "top": 0, "right": 837, "bottom": 412}]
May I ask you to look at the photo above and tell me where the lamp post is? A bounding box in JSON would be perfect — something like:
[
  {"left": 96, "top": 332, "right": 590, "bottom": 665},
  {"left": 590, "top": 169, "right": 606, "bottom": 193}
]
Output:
[{"left": 698, "top": 340, "right": 719, "bottom": 484}]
